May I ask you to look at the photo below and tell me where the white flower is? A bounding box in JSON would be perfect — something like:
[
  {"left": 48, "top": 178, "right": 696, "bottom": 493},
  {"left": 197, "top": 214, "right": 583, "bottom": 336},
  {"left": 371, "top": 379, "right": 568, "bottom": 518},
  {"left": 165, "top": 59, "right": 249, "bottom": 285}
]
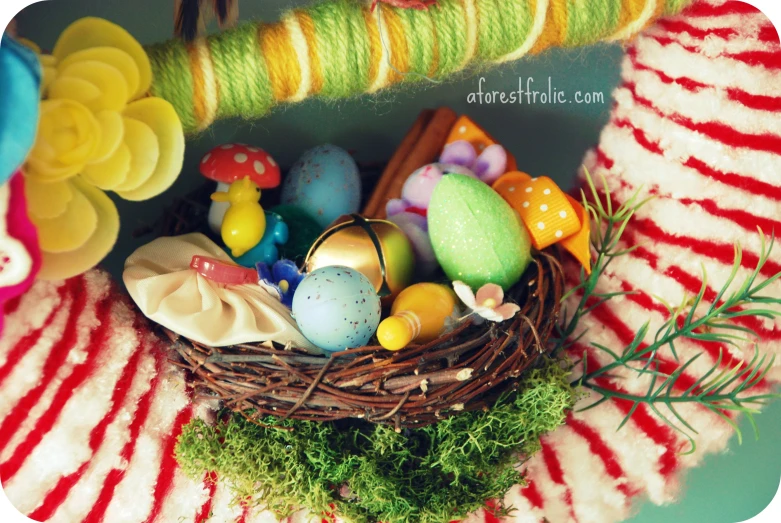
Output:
[{"left": 452, "top": 281, "right": 520, "bottom": 323}]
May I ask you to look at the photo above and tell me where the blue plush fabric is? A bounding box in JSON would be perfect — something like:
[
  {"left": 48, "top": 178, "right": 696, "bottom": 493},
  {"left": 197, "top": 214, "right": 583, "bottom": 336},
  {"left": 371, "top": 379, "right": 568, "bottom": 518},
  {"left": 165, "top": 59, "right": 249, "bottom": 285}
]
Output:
[{"left": 0, "top": 35, "right": 40, "bottom": 185}]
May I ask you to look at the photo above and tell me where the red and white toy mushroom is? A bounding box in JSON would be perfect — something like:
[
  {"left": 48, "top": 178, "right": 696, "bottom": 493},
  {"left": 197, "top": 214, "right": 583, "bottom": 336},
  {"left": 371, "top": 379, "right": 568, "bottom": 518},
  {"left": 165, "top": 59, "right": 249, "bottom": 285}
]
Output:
[{"left": 200, "top": 143, "right": 281, "bottom": 233}]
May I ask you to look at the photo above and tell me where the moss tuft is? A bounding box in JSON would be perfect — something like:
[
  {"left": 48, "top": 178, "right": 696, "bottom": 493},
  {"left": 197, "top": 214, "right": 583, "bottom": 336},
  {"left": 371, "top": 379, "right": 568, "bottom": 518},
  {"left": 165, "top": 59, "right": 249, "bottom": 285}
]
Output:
[{"left": 175, "top": 357, "right": 575, "bottom": 523}]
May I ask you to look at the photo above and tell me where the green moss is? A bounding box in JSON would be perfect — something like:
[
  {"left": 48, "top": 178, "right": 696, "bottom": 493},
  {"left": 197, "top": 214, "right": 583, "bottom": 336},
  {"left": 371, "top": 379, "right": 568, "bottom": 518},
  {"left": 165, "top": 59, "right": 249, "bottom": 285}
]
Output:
[{"left": 176, "top": 357, "right": 575, "bottom": 523}]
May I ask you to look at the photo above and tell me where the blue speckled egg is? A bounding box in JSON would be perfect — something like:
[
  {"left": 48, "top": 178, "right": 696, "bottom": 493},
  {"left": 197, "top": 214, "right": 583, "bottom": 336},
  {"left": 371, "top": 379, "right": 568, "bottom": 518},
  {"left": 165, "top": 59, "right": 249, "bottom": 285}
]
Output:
[
  {"left": 281, "top": 145, "right": 361, "bottom": 229},
  {"left": 292, "top": 266, "right": 381, "bottom": 352}
]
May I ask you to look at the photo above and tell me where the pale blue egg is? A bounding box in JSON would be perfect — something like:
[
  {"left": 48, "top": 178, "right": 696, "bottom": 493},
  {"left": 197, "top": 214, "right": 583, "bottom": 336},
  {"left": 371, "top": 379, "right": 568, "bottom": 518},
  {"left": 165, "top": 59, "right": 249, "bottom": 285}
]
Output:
[
  {"left": 280, "top": 145, "right": 361, "bottom": 229},
  {"left": 292, "top": 266, "right": 381, "bottom": 352}
]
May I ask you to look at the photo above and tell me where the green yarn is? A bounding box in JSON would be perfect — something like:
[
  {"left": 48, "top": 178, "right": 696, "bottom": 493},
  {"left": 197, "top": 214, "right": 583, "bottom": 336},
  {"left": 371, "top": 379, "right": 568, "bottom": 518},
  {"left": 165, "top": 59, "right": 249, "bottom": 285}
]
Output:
[
  {"left": 208, "top": 22, "right": 274, "bottom": 121},
  {"left": 147, "top": 41, "right": 197, "bottom": 132},
  {"left": 665, "top": 0, "right": 692, "bottom": 15},
  {"left": 565, "top": 0, "right": 622, "bottom": 47},
  {"left": 477, "top": 0, "right": 534, "bottom": 61},
  {"left": 427, "top": 0, "right": 469, "bottom": 78},
  {"left": 309, "top": 0, "right": 371, "bottom": 98},
  {"left": 396, "top": 7, "right": 436, "bottom": 81}
]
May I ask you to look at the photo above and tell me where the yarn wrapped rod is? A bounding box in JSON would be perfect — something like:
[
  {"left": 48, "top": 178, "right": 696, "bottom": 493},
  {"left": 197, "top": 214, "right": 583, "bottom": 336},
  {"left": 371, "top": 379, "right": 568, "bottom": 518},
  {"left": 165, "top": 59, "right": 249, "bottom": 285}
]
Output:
[{"left": 147, "top": 0, "right": 692, "bottom": 133}]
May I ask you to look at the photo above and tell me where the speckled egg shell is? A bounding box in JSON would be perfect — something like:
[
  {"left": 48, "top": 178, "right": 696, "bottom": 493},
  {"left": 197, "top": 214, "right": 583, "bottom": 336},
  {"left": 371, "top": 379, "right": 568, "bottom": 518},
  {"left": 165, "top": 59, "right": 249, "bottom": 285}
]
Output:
[
  {"left": 428, "top": 174, "right": 532, "bottom": 291},
  {"left": 292, "top": 266, "right": 381, "bottom": 352},
  {"left": 281, "top": 145, "right": 361, "bottom": 229}
]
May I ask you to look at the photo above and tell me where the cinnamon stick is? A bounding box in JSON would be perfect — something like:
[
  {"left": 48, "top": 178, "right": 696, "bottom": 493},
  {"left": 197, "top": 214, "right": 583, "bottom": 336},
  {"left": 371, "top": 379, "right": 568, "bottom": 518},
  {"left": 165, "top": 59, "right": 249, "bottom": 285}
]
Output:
[
  {"left": 363, "top": 109, "right": 433, "bottom": 217},
  {"left": 363, "top": 107, "right": 458, "bottom": 219}
]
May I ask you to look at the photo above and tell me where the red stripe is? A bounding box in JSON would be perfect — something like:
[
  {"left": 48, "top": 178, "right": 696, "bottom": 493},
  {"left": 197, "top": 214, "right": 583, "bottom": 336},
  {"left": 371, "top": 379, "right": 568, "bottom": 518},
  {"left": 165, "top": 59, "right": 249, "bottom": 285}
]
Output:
[
  {"left": 236, "top": 504, "right": 250, "bottom": 523},
  {"left": 82, "top": 348, "right": 165, "bottom": 523},
  {"left": 611, "top": 113, "right": 781, "bottom": 203},
  {"left": 595, "top": 182, "right": 781, "bottom": 283},
  {"left": 584, "top": 295, "right": 699, "bottom": 392},
  {"left": 596, "top": 145, "right": 781, "bottom": 239},
  {"left": 194, "top": 471, "right": 219, "bottom": 523},
  {"left": 566, "top": 414, "right": 636, "bottom": 499},
  {"left": 759, "top": 25, "right": 780, "bottom": 44},
  {"left": 0, "top": 279, "right": 88, "bottom": 454},
  {"left": 683, "top": 1, "right": 760, "bottom": 18},
  {"left": 482, "top": 500, "right": 501, "bottom": 523},
  {"left": 683, "top": 155, "right": 781, "bottom": 202},
  {"left": 572, "top": 346, "right": 681, "bottom": 477},
  {"left": 631, "top": 210, "right": 781, "bottom": 279},
  {"left": 728, "top": 50, "right": 781, "bottom": 70},
  {"left": 727, "top": 87, "right": 781, "bottom": 112},
  {"left": 26, "top": 325, "right": 146, "bottom": 522},
  {"left": 678, "top": 197, "right": 781, "bottom": 236},
  {"left": 610, "top": 222, "right": 781, "bottom": 342},
  {"left": 539, "top": 439, "right": 578, "bottom": 522},
  {"left": 657, "top": 19, "right": 737, "bottom": 40},
  {"left": 613, "top": 277, "right": 767, "bottom": 387},
  {"left": 520, "top": 480, "right": 545, "bottom": 509},
  {"left": 649, "top": 33, "right": 781, "bottom": 71},
  {"left": 628, "top": 46, "right": 781, "bottom": 114},
  {"left": 0, "top": 296, "right": 114, "bottom": 480},
  {"left": 143, "top": 404, "right": 195, "bottom": 523},
  {"left": 0, "top": 281, "right": 71, "bottom": 388},
  {"left": 624, "top": 80, "right": 781, "bottom": 156}
]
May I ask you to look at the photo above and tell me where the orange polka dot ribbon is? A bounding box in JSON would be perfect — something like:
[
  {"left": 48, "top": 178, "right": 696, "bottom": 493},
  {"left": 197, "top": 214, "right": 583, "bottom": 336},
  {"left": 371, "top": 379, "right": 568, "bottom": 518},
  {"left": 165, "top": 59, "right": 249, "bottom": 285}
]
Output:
[{"left": 493, "top": 171, "right": 592, "bottom": 274}]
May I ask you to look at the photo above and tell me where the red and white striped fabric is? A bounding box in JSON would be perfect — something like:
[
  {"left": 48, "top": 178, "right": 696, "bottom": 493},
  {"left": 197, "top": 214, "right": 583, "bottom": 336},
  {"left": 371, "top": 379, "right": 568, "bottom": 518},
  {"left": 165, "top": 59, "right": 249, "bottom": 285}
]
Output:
[{"left": 1, "top": 0, "right": 780, "bottom": 522}]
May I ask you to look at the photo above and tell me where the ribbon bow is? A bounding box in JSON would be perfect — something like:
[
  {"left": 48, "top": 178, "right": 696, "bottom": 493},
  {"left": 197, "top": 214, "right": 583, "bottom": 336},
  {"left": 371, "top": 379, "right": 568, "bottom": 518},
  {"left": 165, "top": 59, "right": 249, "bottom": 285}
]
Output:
[{"left": 493, "top": 172, "right": 591, "bottom": 274}]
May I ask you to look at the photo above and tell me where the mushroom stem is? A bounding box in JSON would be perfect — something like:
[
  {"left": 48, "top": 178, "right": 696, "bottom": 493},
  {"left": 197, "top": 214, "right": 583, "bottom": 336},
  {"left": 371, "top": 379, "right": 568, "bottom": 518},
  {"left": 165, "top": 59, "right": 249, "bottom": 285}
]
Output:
[{"left": 208, "top": 181, "right": 230, "bottom": 233}]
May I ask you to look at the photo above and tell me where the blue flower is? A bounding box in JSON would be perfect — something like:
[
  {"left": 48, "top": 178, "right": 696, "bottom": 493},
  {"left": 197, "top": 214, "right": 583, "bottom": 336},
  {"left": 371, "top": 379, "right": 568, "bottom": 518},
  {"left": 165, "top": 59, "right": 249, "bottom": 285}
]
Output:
[{"left": 256, "top": 259, "right": 305, "bottom": 308}]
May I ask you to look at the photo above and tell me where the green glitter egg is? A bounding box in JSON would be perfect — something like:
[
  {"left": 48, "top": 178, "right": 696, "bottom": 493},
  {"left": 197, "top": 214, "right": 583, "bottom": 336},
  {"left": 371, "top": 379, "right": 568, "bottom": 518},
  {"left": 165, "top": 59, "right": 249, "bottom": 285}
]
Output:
[
  {"left": 270, "top": 204, "right": 323, "bottom": 262},
  {"left": 428, "top": 174, "right": 532, "bottom": 291}
]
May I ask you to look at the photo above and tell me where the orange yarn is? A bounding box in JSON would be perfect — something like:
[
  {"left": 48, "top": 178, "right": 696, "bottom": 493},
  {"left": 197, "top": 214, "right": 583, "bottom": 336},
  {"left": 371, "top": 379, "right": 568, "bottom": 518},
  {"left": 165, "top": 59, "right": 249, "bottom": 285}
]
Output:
[
  {"left": 363, "top": 6, "right": 382, "bottom": 86},
  {"left": 296, "top": 10, "right": 324, "bottom": 95},
  {"left": 616, "top": 0, "right": 649, "bottom": 36},
  {"left": 428, "top": 19, "right": 440, "bottom": 77},
  {"left": 187, "top": 42, "right": 209, "bottom": 125},
  {"left": 380, "top": 4, "right": 411, "bottom": 83},
  {"left": 531, "top": 0, "right": 568, "bottom": 54},
  {"left": 259, "top": 22, "right": 303, "bottom": 101}
]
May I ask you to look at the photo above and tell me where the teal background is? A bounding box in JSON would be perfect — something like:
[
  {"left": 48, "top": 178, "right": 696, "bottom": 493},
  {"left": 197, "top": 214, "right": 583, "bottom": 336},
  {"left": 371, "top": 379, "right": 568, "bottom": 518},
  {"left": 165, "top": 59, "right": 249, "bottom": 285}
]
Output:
[{"left": 15, "top": 0, "right": 781, "bottom": 521}]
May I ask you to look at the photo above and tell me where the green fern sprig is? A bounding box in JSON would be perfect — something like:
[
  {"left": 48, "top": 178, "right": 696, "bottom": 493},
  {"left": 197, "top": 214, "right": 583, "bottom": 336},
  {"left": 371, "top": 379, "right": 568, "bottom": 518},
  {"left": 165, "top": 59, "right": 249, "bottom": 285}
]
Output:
[
  {"left": 559, "top": 168, "right": 781, "bottom": 453},
  {"left": 577, "top": 235, "right": 781, "bottom": 453},
  {"left": 553, "top": 167, "right": 652, "bottom": 354}
]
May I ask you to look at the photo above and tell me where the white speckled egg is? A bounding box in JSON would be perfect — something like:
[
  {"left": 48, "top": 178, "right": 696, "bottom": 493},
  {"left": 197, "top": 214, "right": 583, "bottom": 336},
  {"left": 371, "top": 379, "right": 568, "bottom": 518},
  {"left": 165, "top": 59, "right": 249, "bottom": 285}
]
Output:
[
  {"left": 292, "top": 266, "right": 381, "bottom": 352},
  {"left": 281, "top": 145, "right": 361, "bottom": 229}
]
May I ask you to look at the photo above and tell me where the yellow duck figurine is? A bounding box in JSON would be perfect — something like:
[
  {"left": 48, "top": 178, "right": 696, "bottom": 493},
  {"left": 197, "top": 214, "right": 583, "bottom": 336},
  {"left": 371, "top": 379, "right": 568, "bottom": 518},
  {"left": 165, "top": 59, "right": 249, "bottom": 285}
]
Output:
[
  {"left": 377, "top": 283, "right": 460, "bottom": 351},
  {"left": 211, "top": 176, "right": 266, "bottom": 258}
]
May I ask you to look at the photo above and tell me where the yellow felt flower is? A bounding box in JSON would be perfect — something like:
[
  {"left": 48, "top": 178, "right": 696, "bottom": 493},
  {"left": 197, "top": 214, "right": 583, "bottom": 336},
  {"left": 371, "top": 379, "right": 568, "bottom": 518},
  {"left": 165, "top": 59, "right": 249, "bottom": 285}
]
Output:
[{"left": 24, "top": 17, "right": 185, "bottom": 281}]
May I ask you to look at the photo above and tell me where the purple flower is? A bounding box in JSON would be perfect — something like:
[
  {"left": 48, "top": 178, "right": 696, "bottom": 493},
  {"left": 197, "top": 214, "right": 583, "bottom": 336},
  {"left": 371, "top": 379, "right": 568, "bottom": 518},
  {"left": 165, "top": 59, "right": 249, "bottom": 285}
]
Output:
[
  {"left": 256, "top": 259, "right": 305, "bottom": 308},
  {"left": 439, "top": 140, "right": 508, "bottom": 184}
]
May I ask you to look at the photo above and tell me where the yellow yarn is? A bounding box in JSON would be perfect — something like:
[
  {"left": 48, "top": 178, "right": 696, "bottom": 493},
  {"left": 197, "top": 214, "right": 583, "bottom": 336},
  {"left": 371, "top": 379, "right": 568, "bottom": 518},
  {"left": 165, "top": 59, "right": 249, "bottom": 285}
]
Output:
[
  {"left": 615, "top": 0, "right": 651, "bottom": 37},
  {"left": 530, "top": 0, "right": 568, "bottom": 54},
  {"left": 187, "top": 38, "right": 219, "bottom": 130},
  {"left": 379, "top": 4, "right": 410, "bottom": 84},
  {"left": 461, "top": 0, "right": 479, "bottom": 68},
  {"left": 259, "top": 22, "right": 302, "bottom": 101},
  {"left": 296, "top": 10, "right": 324, "bottom": 96},
  {"left": 362, "top": 6, "right": 382, "bottom": 86}
]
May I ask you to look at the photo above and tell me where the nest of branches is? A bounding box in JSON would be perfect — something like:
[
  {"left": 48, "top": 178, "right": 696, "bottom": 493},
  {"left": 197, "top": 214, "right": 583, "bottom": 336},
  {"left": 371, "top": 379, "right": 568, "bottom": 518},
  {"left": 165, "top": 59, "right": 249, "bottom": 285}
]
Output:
[{"left": 149, "top": 153, "right": 565, "bottom": 429}]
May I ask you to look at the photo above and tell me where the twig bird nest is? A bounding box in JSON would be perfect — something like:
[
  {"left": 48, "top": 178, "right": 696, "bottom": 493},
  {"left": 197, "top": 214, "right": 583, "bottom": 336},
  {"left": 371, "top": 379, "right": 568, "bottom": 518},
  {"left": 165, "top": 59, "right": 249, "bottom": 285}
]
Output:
[{"left": 155, "top": 181, "right": 565, "bottom": 429}]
